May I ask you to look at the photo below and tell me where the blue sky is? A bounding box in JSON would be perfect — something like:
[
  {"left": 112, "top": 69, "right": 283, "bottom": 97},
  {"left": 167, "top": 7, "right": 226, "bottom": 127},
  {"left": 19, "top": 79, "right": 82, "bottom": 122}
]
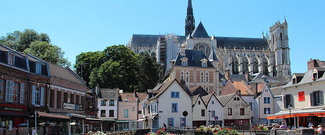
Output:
[{"left": 1, "top": 0, "right": 325, "bottom": 74}]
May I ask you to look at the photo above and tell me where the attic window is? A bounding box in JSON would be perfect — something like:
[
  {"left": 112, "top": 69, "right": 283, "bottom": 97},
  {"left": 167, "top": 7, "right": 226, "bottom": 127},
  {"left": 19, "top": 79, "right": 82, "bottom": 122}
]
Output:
[
  {"left": 292, "top": 78, "right": 296, "bottom": 84},
  {"left": 201, "top": 58, "right": 208, "bottom": 68},
  {"left": 8, "top": 53, "right": 15, "bottom": 66},
  {"left": 181, "top": 57, "right": 188, "bottom": 66},
  {"left": 313, "top": 73, "right": 317, "bottom": 81}
]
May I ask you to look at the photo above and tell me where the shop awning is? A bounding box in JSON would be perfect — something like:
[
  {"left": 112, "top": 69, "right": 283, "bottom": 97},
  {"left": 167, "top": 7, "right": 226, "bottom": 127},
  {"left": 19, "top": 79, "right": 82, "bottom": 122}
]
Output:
[
  {"left": 86, "top": 118, "right": 103, "bottom": 121},
  {"left": 69, "top": 113, "right": 87, "bottom": 118},
  {"left": 101, "top": 118, "right": 115, "bottom": 122},
  {"left": 116, "top": 120, "right": 129, "bottom": 123},
  {"left": 267, "top": 108, "right": 325, "bottom": 119},
  {"left": 38, "top": 112, "right": 70, "bottom": 119}
]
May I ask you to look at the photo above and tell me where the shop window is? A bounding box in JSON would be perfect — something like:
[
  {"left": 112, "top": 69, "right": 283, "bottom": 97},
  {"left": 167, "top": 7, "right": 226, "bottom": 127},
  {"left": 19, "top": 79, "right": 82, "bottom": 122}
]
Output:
[
  {"left": 168, "top": 118, "right": 174, "bottom": 127},
  {"left": 180, "top": 118, "right": 186, "bottom": 127}
]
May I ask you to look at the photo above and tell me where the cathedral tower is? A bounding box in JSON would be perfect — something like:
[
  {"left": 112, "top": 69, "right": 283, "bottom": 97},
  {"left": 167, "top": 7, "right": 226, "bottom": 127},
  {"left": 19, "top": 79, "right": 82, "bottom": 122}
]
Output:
[
  {"left": 269, "top": 19, "right": 290, "bottom": 79},
  {"left": 185, "top": 0, "right": 195, "bottom": 36}
]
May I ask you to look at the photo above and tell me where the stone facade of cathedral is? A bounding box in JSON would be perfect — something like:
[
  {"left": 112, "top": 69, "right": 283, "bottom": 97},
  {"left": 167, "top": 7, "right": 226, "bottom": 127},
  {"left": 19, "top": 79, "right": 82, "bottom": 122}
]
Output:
[{"left": 127, "top": 0, "right": 291, "bottom": 89}]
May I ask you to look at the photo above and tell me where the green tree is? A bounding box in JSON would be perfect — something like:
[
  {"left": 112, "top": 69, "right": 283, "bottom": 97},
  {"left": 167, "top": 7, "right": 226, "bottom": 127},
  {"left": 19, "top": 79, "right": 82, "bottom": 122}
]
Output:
[
  {"left": 76, "top": 45, "right": 161, "bottom": 92},
  {"left": 75, "top": 51, "right": 105, "bottom": 85},
  {"left": 137, "top": 52, "right": 161, "bottom": 91},
  {"left": 24, "top": 41, "right": 70, "bottom": 67},
  {"left": 1, "top": 29, "right": 50, "bottom": 52},
  {"left": 0, "top": 29, "right": 69, "bottom": 66}
]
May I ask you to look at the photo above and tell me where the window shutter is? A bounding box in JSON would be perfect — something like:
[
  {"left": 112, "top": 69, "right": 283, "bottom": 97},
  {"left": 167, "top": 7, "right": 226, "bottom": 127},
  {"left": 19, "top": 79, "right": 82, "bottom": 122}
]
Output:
[
  {"left": 310, "top": 93, "right": 314, "bottom": 106},
  {"left": 320, "top": 91, "right": 324, "bottom": 105},
  {"left": 20, "top": 83, "right": 25, "bottom": 104},
  {"left": 32, "top": 86, "right": 36, "bottom": 105},
  {"left": 9, "top": 81, "right": 14, "bottom": 102},
  {"left": 5, "top": 80, "right": 10, "bottom": 102},
  {"left": 40, "top": 87, "right": 45, "bottom": 106}
]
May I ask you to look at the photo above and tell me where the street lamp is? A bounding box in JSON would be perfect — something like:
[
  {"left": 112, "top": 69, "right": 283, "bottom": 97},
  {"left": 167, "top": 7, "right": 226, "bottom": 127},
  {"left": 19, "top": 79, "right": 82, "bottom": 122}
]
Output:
[
  {"left": 288, "top": 103, "right": 293, "bottom": 129},
  {"left": 208, "top": 110, "right": 211, "bottom": 126}
]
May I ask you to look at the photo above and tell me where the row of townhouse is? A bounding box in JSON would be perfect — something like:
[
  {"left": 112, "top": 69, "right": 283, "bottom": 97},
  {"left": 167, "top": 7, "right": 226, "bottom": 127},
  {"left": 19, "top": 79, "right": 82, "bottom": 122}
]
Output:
[
  {"left": 95, "top": 86, "right": 147, "bottom": 132},
  {"left": 0, "top": 45, "right": 98, "bottom": 135},
  {"left": 268, "top": 59, "right": 325, "bottom": 128},
  {"left": 140, "top": 77, "right": 251, "bottom": 132}
]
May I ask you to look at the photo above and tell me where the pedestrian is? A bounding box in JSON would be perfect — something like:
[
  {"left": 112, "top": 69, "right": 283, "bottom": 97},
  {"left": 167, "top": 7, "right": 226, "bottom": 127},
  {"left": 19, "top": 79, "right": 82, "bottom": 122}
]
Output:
[
  {"left": 318, "top": 125, "right": 324, "bottom": 135},
  {"left": 279, "top": 122, "right": 288, "bottom": 129},
  {"left": 163, "top": 123, "right": 167, "bottom": 129}
]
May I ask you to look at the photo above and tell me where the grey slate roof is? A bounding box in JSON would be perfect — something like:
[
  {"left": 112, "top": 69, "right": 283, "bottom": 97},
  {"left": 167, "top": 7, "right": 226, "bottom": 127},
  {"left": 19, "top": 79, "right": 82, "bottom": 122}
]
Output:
[
  {"left": 216, "top": 93, "right": 235, "bottom": 106},
  {"left": 216, "top": 37, "right": 269, "bottom": 50},
  {"left": 128, "top": 34, "right": 186, "bottom": 48},
  {"left": 209, "top": 50, "right": 219, "bottom": 61},
  {"left": 49, "top": 63, "right": 85, "bottom": 85},
  {"left": 190, "top": 86, "right": 209, "bottom": 96},
  {"left": 251, "top": 73, "right": 281, "bottom": 84},
  {"left": 99, "top": 88, "right": 119, "bottom": 99},
  {"left": 174, "top": 50, "right": 214, "bottom": 67},
  {"left": 191, "top": 22, "right": 209, "bottom": 38}
]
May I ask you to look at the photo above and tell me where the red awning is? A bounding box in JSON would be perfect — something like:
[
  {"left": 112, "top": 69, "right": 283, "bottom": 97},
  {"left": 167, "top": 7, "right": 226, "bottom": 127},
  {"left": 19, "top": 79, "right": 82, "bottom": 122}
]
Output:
[{"left": 267, "top": 109, "right": 325, "bottom": 119}]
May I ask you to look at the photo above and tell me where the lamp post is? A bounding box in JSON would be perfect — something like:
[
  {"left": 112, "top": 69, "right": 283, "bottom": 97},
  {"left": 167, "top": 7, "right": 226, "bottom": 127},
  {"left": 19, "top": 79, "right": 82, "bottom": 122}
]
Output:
[{"left": 288, "top": 104, "right": 293, "bottom": 129}]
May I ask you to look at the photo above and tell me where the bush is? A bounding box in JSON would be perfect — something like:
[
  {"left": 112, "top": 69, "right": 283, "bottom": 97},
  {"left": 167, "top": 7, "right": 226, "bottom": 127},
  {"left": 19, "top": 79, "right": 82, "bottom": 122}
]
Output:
[{"left": 195, "top": 125, "right": 239, "bottom": 135}]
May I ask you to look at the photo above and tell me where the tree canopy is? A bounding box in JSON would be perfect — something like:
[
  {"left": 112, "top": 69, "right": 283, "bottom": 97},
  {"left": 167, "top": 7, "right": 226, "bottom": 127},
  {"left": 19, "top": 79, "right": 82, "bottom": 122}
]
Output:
[
  {"left": 75, "top": 45, "right": 161, "bottom": 92},
  {"left": 0, "top": 29, "right": 70, "bottom": 67}
]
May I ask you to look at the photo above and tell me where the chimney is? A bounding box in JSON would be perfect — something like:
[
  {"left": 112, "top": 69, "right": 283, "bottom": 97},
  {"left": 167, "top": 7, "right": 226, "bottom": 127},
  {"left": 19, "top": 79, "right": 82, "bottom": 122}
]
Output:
[
  {"left": 237, "top": 90, "right": 241, "bottom": 97},
  {"left": 225, "top": 69, "right": 231, "bottom": 80},
  {"left": 308, "top": 59, "right": 320, "bottom": 70}
]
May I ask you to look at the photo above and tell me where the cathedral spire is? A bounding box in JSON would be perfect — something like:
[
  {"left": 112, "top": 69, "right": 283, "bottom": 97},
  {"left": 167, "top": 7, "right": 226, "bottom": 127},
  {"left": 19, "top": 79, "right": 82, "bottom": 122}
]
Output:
[{"left": 185, "top": 0, "right": 195, "bottom": 36}]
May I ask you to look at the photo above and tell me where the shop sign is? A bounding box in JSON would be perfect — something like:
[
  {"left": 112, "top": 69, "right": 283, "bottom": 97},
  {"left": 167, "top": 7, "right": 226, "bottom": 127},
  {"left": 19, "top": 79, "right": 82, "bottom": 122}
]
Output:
[
  {"left": 0, "top": 104, "right": 26, "bottom": 113},
  {"left": 63, "top": 103, "right": 76, "bottom": 110}
]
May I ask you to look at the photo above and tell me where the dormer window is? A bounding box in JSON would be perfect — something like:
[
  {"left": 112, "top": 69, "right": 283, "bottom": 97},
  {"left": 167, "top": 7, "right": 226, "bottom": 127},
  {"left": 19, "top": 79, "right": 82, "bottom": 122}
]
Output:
[
  {"left": 8, "top": 53, "right": 15, "bottom": 65},
  {"left": 292, "top": 78, "right": 296, "bottom": 84},
  {"left": 201, "top": 58, "right": 208, "bottom": 68},
  {"left": 36, "top": 62, "right": 42, "bottom": 74},
  {"left": 181, "top": 57, "right": 188, "bottom": 66}
]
